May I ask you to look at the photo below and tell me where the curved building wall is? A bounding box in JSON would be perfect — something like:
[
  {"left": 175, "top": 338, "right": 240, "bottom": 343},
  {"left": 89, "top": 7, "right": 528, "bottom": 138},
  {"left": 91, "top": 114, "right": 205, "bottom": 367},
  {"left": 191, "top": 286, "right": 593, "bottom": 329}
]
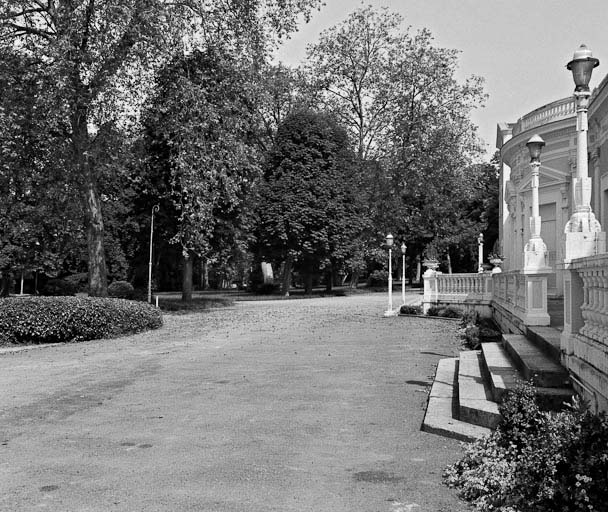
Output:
[{"left": 497, "top": 97, "right": 577, "bottom": 296}]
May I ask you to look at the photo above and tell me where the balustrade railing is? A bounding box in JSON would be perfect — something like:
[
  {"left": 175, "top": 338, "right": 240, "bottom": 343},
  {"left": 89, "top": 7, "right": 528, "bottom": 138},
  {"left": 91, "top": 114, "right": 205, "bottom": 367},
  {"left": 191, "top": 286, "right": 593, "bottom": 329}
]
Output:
[
  {"left": 512, "top": 97, "right": 575, "bottom": 136},
  {"left": 492, "top": 269, "right": 549, "bottom": 326},
  {"left": 568, "top": 255, "right": 608, "bottom": 346},
  {"left": 562, "top": 254, "right": 608, "bottom": 410},
  {"left": 436, "top": 273, "right": 492, "bottom": 296}
]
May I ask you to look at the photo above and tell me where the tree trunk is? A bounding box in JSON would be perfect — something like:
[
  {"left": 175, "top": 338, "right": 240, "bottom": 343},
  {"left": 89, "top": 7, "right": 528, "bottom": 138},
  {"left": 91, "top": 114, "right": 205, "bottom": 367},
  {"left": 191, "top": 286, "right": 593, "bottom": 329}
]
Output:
[
  {"left": 350, "top": 270, "right": 359, "bottom": 289},
  {"left": 0, "top": 271, "right": 10, "bottom": 297},
  {"left": 304, "top": 261, "right": 313, "bottom": 295},
  {"left": 85, "top": 177, "right": 108, "bottom": 296},
  {"left": 73, "top": 99, "right": 108, "bottom": 296},
  {"left": 200, "top": 259, "right": 209, "bottom": 290},
  {"left": 182, "top": 252, "right": 193, "bottom": 301},
  {"left": 280, "top": 254, "right": 293, "bottom": 297},
  {"left": 304, "top": 272, "right": 313, "bottom": 295},
  {"left": 325, "top": 268, "right": 333, "bottom": 292}
]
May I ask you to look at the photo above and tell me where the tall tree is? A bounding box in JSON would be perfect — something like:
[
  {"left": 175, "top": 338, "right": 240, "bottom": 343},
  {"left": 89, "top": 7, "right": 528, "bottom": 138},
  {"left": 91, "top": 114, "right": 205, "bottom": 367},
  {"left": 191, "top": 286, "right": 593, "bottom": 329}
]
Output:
[
  {"left": 305, "top": 6, "right": 487, "bottom": 264},
  {"left": 143, "top": 48, "right": 260, "bottom": 301},
  {"left": 305, "top": 5, "right": 399, "bottom": 161},
  {"left": 255, "top": 110, "right": 367, "bottom": 295},
  {"left": 0, "top": 0, "right": 321, "bottom": 296}
]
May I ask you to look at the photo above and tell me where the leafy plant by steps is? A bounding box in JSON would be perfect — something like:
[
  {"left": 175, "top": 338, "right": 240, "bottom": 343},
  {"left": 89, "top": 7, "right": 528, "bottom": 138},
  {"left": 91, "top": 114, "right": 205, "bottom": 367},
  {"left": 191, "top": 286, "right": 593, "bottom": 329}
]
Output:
[{"left": 444, "top": 383, "right": 608, "bottom": 512}]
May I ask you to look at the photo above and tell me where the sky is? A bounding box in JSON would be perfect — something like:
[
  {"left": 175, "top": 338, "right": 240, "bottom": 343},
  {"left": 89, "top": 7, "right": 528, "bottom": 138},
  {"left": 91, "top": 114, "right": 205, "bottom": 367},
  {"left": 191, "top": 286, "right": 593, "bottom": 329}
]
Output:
[{"left": 273, "top": 0, "right": 608, "bottom": 158}]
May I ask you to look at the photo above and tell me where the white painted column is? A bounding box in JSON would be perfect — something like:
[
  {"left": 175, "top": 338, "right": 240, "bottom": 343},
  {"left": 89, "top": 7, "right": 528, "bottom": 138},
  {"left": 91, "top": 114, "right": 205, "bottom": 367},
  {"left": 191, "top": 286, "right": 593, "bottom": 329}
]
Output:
[{"left": 564, "top": 90, "right": 606, "bottom": 260}]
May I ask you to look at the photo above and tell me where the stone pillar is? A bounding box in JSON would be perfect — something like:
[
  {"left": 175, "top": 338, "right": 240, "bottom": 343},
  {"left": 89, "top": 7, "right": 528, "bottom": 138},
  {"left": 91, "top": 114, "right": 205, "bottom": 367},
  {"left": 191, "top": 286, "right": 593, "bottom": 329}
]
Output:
[
  {"left": 564, "top": 89, "right": 606, "bottom": 260},
  {"left": 560, "top": 265, "right": 585, "bottom": 363},
  {"left": 422, "top": 269, "right": 438, "bottom": 314},
  {"left": 521, "top": 269, "right": 551, "bottom": 326}
]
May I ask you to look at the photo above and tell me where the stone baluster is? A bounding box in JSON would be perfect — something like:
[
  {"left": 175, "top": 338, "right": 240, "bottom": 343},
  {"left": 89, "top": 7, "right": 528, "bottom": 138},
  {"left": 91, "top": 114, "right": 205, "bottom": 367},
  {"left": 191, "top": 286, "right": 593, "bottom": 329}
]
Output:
[
  {"left": 602, "top": 271, "right": 608, "bottom": 344},
  {"left": 580, "top": 270, "right": 592, "bottom": 339}
]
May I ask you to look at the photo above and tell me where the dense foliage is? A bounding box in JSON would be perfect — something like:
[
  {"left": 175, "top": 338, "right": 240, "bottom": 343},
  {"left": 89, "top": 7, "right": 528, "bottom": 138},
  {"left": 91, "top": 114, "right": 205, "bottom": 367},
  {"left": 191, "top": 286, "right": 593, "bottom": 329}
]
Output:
[
  {"left": 444, "top": 384, "right": 608, "bottom": 512},
  {"left": 254, "top": 110, "right": 368, "bottom": 294},
  {"left": 108, "top": 280, "right": 135, "bottom": 299},
  {"left": 0, "top": 4, "right": 495, "bottom": 297},
  {"left": 0, "top": 297, "right": 162, "bottom": 345}
]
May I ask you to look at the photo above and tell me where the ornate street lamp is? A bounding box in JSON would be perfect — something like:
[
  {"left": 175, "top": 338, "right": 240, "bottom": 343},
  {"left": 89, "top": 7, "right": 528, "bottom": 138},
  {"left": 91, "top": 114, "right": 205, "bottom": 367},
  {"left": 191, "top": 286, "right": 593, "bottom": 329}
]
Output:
[
  {"left": 524, "top": 135, "right": 549, "bottom": 270},
  {"left": 148, "top": 204, "right": 160, "bottom": 304},
  {"left": 567, "top": 44, "right": 599, "bottom": 92},
  {"left": 477, "top": 233, "right": 484, "bottom": 273},
  {"left": 384, "top": 234, "right": 395, "bottom": 316},
  {"left": 564, "top": 44, "right": 605, "bottom": 259},
  {"left": 401, "top": 242, "right": 407, "bottom": 306}
]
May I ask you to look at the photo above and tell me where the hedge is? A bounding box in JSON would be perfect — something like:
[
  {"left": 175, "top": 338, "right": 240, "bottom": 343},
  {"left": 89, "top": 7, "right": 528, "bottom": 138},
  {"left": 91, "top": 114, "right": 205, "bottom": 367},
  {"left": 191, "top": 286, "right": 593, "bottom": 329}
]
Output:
[
  {"left": 108, "top": 280, "right": 135, "bottom": 299},
  {"left": 0, "top": 296, "right": 163, "bottom": 345}
]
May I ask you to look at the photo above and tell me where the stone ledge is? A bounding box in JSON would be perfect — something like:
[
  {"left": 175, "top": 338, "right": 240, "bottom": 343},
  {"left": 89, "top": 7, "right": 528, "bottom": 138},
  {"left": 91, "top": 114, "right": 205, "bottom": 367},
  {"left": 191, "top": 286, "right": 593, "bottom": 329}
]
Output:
[{"left": 422, "top": 357, "right": 492, "bottom": 442}]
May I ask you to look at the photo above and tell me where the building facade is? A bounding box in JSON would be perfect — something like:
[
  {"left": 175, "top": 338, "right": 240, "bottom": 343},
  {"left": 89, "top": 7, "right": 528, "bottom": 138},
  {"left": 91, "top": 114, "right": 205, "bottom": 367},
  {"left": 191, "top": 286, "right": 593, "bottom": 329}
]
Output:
[
  {"left": 496, "top": 71, "right": 608, "bottom": 411},
  {"left": 497, "top": 74, "right": 608, "bottom": 297}
]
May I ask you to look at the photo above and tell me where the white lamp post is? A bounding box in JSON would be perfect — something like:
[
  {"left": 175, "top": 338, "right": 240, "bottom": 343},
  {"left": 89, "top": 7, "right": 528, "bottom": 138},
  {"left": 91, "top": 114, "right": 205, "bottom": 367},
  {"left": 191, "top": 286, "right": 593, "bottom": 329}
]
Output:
[
  {"left": 148, "top": 204, "right": 160, "bottom": 304},
  {"left": 564, "top": 44, "right": 605, "bottom": 259},
  {"left": 524, "top": 135, "right": 550, "bottom": 270},
  {"left": 477, "top": 233, "right": 484, "bottom": 273},
  {"left": 384, "top": 234, "right": 395, "bottom": 316},
  {"left": 401, "top": 242, "right": 407, "bottom": 305}
]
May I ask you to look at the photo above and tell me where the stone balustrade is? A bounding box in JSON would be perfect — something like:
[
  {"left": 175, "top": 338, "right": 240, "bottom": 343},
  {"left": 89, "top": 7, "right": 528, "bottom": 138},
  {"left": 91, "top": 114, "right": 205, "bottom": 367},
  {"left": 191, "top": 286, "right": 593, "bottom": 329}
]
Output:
[
  {"left": 562, "top": 254, "right": 608, "bottom": 411},
  {"left": 493, "top": 269, "right": 550, "bottom": 327},
  {"left": 512, "top": 97, "right": 575, "bottom": 136},
  {"left": 436, "top": 273, "right": 493, "bottom": 296},
  {"left": 422, "top": 271, "right": 493, "bottom": 315}
]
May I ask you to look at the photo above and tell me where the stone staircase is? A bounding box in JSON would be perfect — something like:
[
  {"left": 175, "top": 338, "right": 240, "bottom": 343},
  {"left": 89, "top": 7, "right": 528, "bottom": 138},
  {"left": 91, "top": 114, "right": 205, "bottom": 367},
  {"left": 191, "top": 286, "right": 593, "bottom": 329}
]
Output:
[{"left": 422, "top": 327, "right": 575, "bottom": 442}]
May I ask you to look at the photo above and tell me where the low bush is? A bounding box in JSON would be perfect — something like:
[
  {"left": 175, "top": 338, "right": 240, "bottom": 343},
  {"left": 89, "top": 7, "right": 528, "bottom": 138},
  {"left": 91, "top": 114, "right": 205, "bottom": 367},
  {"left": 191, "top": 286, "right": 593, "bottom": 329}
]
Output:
[
  {"left": 459, "top": 312, "right": 502, "bottom": 349},
  {"left": 0, "top": 296, "right": 162, "bottom": 345},
  {"left": 255, "top": 283, "right": 279, "bottom": 295},
  {"left": 367, "top": 270, "right": 389, "bottom": 288},
  {"left": 63, "top": 272, "right": 89, "bottom": 293},
  {"left": 158, "top": 296, "right": 233, "bottom": 313},
  {"left": 41, "top": 278, "right": 77, "bottom": 296},
  {"left": 108, "top": 280, "right": 135, "bottom": 299},
  {"left": 444, "top": 383, "right": 608, "bottom": 512},
  {"left": 400, "top": 304, "right": 422, "bottom": 315},
  {"left": 426, "top": 305, "right": 463, "bottom": 318}
]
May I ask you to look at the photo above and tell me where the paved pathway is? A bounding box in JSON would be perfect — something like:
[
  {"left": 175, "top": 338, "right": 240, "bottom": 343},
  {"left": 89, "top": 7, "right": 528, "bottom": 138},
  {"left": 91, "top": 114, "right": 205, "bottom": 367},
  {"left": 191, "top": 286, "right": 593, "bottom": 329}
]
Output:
[{"left": 0, "top": 292, "right": 469, "bottom": 511}]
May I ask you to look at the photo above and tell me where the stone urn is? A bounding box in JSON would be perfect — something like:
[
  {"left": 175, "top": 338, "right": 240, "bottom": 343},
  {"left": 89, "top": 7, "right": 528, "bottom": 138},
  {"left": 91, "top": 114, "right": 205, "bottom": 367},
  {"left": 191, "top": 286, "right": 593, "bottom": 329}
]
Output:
[
  {"left": 423, "top": 258, "right": 439, "bottom": 271},
  {"left": 489, "top": 256, "right": 503, "bottom": 273}
]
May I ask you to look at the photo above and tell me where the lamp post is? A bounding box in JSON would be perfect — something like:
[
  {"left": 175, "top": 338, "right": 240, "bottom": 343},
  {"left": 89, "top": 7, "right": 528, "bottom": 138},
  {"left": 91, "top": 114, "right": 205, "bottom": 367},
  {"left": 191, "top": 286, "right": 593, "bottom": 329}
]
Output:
[
  {"left": 384, "top": 234, "right": 395, "bottom": 316},
  {"left": 401, "top": 242, "right": 407, "bottom": 305},
  {"left": 148, "top": 204, "right": 160, "bottom": 304},
  {"left": 524, "top": 135, "right": 550, "bottom": 270},
  {"left": 477, "top": 233, "right": 484, "bottom": 273},
  {"left": 564, "top": 44, "right": 605, "bottom": 259}
]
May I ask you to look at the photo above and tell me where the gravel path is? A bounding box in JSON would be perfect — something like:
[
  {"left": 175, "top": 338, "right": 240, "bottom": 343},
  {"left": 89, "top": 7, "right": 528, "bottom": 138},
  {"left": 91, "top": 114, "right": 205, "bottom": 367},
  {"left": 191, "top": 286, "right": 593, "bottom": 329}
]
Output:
[{"left": 0, "top": 292, "right": 469, "bottom": 512}]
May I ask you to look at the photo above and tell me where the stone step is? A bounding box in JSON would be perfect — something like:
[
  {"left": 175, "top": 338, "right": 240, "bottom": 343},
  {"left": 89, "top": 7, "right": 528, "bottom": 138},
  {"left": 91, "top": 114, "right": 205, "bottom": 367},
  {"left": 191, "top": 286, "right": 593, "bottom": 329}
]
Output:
[
  {"left": 502, "top": 334, "right": 571, "bottom": 388},
  {"left": 482, "top": 341, "right": 575, "bottom": 410},
  {"left": 422, "top": 358, "right": 491, "bottom": 442},
  {"left": 480, "top": 342, "right": 522, "bottom": 402},
  {"left": 525, "top": 326, "right": 562, "bottom": 363},
  {"left": 458, "top": 350, "right": 501, "bottom": 429}
]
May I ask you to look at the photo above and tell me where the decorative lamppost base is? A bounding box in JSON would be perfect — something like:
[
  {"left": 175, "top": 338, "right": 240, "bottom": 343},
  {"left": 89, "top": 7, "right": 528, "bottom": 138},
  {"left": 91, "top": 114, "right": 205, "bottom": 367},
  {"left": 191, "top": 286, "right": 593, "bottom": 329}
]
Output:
[
  {"left": 564, "top": 212, "right": 606, "bottom": 261},
  {"left": 524, "top": 237, "right": 551, "bottom": 272}
]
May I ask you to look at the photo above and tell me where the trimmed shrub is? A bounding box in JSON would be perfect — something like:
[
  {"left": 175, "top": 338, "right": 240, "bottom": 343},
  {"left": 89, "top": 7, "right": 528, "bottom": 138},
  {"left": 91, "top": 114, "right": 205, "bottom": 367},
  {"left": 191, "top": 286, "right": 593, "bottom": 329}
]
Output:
[
  {"left": 41, "top": 278, "right": 77, "bottom": 296},
  {"left": 256, "top": 283, "right": 278, "bottom": 295},
  {"left": 0, "top": 296, "right": 162, "bottom": 345},
  {"left": 108, "top": 280, "right": 135, "bottom": 299},
  {"left": 63, "top": 273, "right": 89, "bottom": 293},
  {"left": 444, "top": 383, "right": 607, "bottom": 512},
  {"left": 400, "top": 304, "right": 422, "bottom": 315},
  {"left": 426, "top": 305, "right": 463, "bottom": 318},
  {"left": 367, "top": 269, "right": 389, "bottom": 287}
]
